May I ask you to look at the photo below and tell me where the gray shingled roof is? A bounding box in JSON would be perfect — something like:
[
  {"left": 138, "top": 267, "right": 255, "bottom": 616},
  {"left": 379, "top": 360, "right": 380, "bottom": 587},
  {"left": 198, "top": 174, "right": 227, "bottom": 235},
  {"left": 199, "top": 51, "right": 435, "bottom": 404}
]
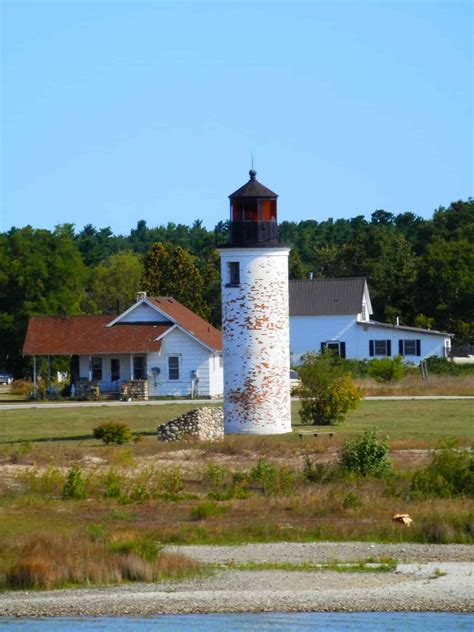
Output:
[{"left": 289, "top": 278, "right": 366, "bottom": 316}]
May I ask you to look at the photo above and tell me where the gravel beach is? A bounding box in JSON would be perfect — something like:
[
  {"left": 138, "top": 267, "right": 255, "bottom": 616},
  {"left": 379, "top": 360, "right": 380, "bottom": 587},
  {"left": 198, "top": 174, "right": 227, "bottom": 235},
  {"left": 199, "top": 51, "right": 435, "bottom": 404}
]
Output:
[{"left": 1, "top": 542, "right": 473, "bottom": 617}]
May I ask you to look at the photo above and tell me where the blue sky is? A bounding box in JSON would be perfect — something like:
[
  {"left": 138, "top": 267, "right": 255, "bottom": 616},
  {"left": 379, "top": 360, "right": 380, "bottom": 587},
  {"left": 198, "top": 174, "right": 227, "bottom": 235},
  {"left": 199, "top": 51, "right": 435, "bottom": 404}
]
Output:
[{"left": 1, "top": 0, "right": 472, "bottom": 235}]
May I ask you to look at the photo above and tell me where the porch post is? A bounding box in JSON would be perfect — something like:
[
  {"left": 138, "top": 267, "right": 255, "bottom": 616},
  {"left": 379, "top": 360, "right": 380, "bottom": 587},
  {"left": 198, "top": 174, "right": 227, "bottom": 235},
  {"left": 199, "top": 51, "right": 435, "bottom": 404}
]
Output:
[
  {"left": 47, "top": 355, "right": 51, "bottom": 390},
  {"left": 33, "top": 355, "right": 37, "bottom": 399},
  {"left": 88, "top": 355, "right": 92, "bottom": 381},
  {"left": 130, "top": 354, "right": 134, "bottom": 380}
]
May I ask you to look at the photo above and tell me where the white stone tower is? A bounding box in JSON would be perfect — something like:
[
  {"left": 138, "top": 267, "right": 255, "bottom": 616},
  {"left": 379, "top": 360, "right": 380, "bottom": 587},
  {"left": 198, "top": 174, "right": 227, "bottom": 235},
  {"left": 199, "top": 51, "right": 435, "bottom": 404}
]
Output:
[{"left": 218, "top": 170, "right": 291, "bottom": 435}]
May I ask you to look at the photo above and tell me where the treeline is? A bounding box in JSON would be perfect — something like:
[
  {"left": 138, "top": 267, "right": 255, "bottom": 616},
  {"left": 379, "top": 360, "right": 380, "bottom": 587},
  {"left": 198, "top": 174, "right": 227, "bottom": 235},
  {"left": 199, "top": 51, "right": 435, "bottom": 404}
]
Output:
[{"left": 0, "top": 199, "right": 473, "bottom": 375}]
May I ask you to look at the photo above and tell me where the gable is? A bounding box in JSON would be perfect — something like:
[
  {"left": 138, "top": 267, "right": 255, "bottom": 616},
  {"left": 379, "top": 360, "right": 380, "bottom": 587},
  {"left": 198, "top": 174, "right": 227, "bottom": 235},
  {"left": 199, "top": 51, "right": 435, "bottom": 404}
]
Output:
[{"left": 111, "top": 302, "right": 173, "bottom": 324}]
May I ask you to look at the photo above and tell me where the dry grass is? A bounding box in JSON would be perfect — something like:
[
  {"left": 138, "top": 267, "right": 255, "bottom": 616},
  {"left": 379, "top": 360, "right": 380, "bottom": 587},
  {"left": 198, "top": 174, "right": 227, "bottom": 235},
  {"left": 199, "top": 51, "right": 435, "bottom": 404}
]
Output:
[
  {"left": 0, "top": 532, "right": 201, "bottom": 590},
  {"left": 357, "top": 374, "right": 474, "bottom": 396}
]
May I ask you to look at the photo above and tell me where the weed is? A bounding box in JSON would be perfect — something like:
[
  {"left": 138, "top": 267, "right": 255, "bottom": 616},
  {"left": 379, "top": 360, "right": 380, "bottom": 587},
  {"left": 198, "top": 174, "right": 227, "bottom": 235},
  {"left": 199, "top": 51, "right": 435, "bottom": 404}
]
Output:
[
  {"left": 159, "top": 467, "right": 184, "bottom": 500},
  {"left": 343, "top": 490, "right": 362, "bottom": 509},
  {"left": 9, "top": 441, "right": 33, "bottom": 464},
  {"left": 102, "top": 470, "right": 123, "bottom": 499},
  {"left": 191, "top": 501, "right": 226, "bottom": 521},
  {"left": 62, "top": 465, "right": 86, "bottom": 500}
]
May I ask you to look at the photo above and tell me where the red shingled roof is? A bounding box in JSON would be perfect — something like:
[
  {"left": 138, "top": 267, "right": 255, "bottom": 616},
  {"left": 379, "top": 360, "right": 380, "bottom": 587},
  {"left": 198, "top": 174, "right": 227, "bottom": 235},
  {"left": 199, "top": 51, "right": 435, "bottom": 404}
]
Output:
[
  {"left": 23, "top": 315, "right": 168, "bottom": 355},
  {"left": 148, "top": 297, "right": 222, "bottom": 351},
  {"left": 23, "top": 298, "right": 223, "bottom": 356}
]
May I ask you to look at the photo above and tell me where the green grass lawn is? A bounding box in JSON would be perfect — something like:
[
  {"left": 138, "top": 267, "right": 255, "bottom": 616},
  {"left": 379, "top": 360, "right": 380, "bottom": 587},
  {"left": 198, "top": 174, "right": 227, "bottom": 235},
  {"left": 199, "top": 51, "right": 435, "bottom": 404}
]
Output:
[{"left": 0, "top": 400, "right": 472, "bottom": 444}]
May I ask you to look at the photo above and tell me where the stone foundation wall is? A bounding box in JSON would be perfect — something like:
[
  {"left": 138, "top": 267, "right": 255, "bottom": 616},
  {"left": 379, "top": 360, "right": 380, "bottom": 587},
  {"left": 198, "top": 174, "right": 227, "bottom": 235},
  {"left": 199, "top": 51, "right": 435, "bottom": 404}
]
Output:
[
  {"left": 120, "top": 380, "right": 148, "bottom": 401},
  {"left": 157, "top": 407, "right": 224, "bottom": 442}
]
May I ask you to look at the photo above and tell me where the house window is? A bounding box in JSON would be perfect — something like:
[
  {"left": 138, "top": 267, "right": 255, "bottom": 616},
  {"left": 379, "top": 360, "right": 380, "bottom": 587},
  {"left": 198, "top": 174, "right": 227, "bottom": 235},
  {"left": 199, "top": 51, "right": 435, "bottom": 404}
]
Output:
[
  {"left": 111, "top": 358, "right": 120, "bottom": 382},
  {"left": 91, "top": 357, "right": 102, "bottom": 381},
  {"left": 399, "top": 339, "right": 420, "bottom": 356},
  {"left": 321, "top": 341, "right": 346, "bottom": 358},
  {"left": 369, "top": 340, "right": 391, "bottom": 356},
  {"left": 227, "top": 262, "right": 240, "bottom": 286},
  {"left": 133, "top": 356, "right": 145, "bottom": 380},
  {"left": 168, "top": 356, "right": 180, "bottom": 380}
]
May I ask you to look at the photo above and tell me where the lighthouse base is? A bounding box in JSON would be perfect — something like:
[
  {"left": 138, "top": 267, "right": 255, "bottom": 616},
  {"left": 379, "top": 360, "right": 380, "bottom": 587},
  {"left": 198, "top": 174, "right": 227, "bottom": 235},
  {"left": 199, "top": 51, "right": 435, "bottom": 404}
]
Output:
[{"left": 224, "top": 424, "right": 292, "bottom": 436}]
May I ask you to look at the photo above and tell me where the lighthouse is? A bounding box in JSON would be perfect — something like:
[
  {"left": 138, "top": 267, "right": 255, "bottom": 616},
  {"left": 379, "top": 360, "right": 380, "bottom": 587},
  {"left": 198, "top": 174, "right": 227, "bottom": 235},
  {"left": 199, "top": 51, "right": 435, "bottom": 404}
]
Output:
[{"left": 218, "top": 169, "right": 292, "bottom": 435}]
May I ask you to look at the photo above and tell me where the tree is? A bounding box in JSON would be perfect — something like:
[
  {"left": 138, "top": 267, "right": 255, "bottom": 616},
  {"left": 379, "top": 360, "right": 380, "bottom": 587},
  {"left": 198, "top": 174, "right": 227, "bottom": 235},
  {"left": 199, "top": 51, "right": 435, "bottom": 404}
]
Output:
[
  {"left": 83, "top": 251, "right": 144, "bottom": 314},
  {"left": 297, "top": 352, "right": 362, "bottom": 426},
  {"left": 0, "top": 225, "right": 86, "bottom": 375},
  {"left": 142, "top": 242, "right": 210, "bottom": 319}
]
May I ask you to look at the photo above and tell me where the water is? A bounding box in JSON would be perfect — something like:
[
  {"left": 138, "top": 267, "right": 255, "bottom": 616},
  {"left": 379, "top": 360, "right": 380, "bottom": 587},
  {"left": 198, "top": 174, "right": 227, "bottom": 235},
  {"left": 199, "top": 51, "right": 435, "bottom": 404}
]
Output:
[{"left": 1, "top": 613, "right": 473, "bottom": 631}]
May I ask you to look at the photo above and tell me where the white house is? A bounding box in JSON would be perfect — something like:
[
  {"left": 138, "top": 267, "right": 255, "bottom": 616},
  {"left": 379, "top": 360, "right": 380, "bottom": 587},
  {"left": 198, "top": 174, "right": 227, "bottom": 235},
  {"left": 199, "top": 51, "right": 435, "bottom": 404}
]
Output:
[
  {"left": 23, "top": 293, "right": 223, "bottom": 398},
  {"left": 289, "top": 278, "right": 453, "bottom": 365}
]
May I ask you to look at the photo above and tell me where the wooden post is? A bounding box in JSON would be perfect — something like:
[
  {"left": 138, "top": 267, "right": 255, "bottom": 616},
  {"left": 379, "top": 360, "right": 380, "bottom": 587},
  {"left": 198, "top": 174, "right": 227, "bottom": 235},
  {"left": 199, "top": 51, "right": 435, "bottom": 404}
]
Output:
[{"left": 33, "top": 355, "right": 37, "bottom": 399}]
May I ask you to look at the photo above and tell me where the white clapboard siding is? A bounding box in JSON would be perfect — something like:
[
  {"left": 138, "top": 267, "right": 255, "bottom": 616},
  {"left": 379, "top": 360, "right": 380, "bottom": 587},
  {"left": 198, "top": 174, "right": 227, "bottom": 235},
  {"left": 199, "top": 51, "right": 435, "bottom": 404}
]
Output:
[
  {"left": 146, "top": 328, "right": 217, "bottom": 397},
  {"left": 119, "top": 303, "right": 171, "bottom": 323},
  {"left": 290, "top": 315, "right": 450, "bottom": 364},
  {"left": 208, "top": 353, "right": 224, "bottom": 397}
]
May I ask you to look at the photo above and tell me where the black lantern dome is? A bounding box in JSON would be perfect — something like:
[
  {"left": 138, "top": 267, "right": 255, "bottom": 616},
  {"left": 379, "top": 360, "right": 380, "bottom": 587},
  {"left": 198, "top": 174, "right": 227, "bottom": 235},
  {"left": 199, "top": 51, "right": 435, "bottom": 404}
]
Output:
[{"left": 228, "top": 170, "right": 279, "bottom": 247}]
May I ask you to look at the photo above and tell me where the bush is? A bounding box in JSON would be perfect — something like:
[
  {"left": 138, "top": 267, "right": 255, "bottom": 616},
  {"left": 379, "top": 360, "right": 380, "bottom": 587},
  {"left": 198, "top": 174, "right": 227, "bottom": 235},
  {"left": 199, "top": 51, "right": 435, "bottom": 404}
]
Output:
[
  {"left": 339, "top": 429, "right": 392, "bottom": 477},
  {"left": 411, "top": 444, "right": 474, "bottom": 498},
  {"left": 424, "top": 356, "right": 461, "bottom": 376},
  {"left": 93, "top": 422, "right": 132, "bottom": 445},
  {"left": 298, "top": 351, "right": 362, "bottom": 426},
  {"left": 63, "top": 465, "right": 86, "bottom": 499},
  {"left": 368, "top": 356, "right": 405, "bottom": 382}
]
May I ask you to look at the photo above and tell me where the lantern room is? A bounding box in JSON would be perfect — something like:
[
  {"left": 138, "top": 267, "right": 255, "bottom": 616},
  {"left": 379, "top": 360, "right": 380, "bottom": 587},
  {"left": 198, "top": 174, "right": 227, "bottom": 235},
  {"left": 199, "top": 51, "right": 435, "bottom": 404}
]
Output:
[{"left": 228, "top": 169, "right": 279, "bottom": 247}]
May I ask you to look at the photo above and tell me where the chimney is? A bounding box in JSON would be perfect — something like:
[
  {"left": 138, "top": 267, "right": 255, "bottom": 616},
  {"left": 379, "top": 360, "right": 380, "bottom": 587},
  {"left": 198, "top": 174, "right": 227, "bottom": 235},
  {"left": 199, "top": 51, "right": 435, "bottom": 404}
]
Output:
[
  {"left": 136, "top": 291, "right": 147, "bottom": 302},
  {"left": 308, "top": 272, "right": 314, "bottom": 281},
  {"left": 395, "top": 316, "right": 400, "bottom": 327}
]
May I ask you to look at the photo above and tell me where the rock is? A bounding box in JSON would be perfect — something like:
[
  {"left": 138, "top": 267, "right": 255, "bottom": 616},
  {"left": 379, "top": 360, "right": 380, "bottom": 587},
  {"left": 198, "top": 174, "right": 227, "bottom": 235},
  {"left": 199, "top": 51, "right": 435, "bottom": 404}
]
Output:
[{"left": 157, "top": 407, "right": 224, "bottom": 443}]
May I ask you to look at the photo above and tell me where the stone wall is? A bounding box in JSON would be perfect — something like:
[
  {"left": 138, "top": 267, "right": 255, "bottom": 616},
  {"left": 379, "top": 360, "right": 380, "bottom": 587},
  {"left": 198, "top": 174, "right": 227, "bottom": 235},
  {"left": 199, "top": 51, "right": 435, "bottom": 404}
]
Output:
[
  {"left": 157, "top": 407, "right": 224, "bottom": 442},
  {"left": 120, "top": 380, "right": 148, "bottom": 401}
]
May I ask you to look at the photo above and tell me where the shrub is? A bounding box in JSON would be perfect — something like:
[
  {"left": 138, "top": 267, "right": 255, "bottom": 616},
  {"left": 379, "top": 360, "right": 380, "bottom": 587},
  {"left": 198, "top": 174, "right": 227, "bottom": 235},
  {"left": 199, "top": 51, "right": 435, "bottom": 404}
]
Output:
[
  {"left": 298, "top": 352, "right": 362, "bottom": 426},
  {"left": 339, "top": 429, "right": 392, "bottom": 477},
  {"left": 411, "top": 444, "right": 474, "bottom": 498},
  {"left": 63, "top": 465, "right": 86, "bottom": 499},
  {"left": 9, "top": 380, "right": 35, "bottom": 397},
  {"left": 368, "top": 356, "right": 405, "bottom": 382},
  {"left": 424, "top": 356, "right": 461, "bottom": 376},
  {"left": 93, "top": 422, "right": 132, "bottom": 445}
]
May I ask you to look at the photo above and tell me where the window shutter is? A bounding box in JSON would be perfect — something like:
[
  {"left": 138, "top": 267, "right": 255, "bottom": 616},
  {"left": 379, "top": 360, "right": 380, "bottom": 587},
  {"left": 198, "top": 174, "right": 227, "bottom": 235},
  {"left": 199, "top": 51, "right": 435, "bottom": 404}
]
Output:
[
  {"left": 340, "top": 342, "right": 346, "bottom": 359},
  {"left": 399, "top": 340, "right": 403, "bottom": 356},
  {"left": 416, "top": 339, "right": 421, "bottom": 356},
  {"left": 387, "top": 340, "right": 392, "bottom": 356},
  {"left": 369, "top": 340, "right": 374, "bottom": 357},
  {"left": 320, "top": 342, "right": 327, "bottom": 354}
]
